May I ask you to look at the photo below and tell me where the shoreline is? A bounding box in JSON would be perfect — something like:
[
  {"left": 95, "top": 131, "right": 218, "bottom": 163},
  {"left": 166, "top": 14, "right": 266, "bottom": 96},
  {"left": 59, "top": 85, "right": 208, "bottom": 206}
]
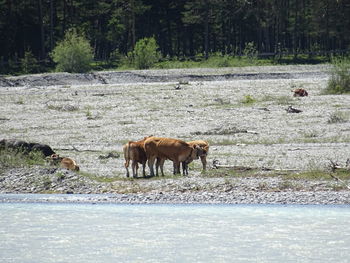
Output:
[
  {"left": 1, "top": 191, "right": 350, "bottom": 205},
  {"left": 1, "top": 168, "right": 349, "bottom": 205}
]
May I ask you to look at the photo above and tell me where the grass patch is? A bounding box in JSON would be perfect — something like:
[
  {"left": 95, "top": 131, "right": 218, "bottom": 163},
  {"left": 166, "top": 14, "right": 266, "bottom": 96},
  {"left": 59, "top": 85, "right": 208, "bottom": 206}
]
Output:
[
  {"left": 241, "top": 95, "right": 256, "bottom": 105},
  {"left": 15, "top": 97, "right": 25, "bottom": 105},
  {"left": 286, "top": 169, "right": 350, "bottom": 180},
  {"left": 154, "top": 54, "right": 273, "bottom": 70},
  {"left": 323, "top": 57, "right": 350, "bottom": 94},
  {"left": 0, "top": 148, "right": 46, "bottom": 170},
  {"left": 259, "top": 95, "right": 293, "bottom": 105},
  {"left": 327, "top": 111, "right": 349, "bottom": 124},
  {"left": 78, "top": 171, "right": 121, "bottom": 183}
]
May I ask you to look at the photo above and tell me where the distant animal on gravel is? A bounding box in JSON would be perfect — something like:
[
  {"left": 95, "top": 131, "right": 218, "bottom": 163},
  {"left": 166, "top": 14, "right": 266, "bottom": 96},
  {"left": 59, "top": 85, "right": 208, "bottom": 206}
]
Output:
[
  {"left": 181, "top": 140, "right": 209, "bottom": 175},
  {"left": 143, "top": 136, "right": 203, "bottom": 177},
  {"left": 0, "top": 139, "right": 55, "bottom": 157},
  {"left": 48, "top": 154, "right": 80, "bottom": 171},
  {"left": 123, "top": 136, "right": 151, "bottom": 178},
  {"left": 292, "top": 88, "right": 308, "bottom": 97}
]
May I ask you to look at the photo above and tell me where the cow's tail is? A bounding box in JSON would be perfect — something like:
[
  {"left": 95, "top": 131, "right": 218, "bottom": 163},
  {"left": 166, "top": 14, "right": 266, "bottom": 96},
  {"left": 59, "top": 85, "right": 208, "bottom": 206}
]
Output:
[{"left": 124, "top": 142, "right": 131, "bottom": 168}]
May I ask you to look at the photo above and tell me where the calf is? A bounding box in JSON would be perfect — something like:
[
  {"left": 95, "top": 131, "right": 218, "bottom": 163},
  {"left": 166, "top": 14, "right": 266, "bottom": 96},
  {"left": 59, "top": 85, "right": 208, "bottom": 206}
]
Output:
[
  {"left": 48, "top": 154, "right": 80, "bottom": 171},
  {"left": 123, "top": 136, "right": 150, "bottom": 178},
  {"left": 144, "top": 137, "right": 203, "bottom": 176},
  {"left": 181, "top": 140, "right": 209, "bottom": 175}
]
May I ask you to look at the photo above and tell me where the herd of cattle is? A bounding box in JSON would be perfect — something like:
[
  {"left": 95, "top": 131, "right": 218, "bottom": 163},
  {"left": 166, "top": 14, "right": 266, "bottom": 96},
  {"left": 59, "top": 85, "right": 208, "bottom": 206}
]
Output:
[
  {"left": 0, "top": 137, "right": 209, "bottom": 177},
  {"left": 123, "top": 136, "right": 209, "bottom": 178}
]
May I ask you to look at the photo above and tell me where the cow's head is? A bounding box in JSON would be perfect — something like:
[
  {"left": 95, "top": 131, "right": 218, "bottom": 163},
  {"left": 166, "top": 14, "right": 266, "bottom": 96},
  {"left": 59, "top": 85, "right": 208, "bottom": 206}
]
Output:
[
  {"left": 47, "top": 153, "right": 63, "bottom": 165},
  {"left": 49, "top": 153, "right": 61, "bottom": 160},
  {"left": 192, "top": 144, "right": 204, "bottom": 159}
]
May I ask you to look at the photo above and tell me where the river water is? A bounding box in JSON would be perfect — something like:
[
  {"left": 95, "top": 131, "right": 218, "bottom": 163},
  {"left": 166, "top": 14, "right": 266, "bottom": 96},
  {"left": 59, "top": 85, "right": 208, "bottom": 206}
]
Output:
[{"left": 0, "top": 201, "right": 349, "bottom": 262}]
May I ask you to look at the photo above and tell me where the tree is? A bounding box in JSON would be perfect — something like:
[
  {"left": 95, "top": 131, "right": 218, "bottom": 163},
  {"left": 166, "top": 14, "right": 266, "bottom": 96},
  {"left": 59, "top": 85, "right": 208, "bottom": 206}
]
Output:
[
  {"left": 133, "top": 37, "right": 160, "bottom": 69},
  {"left": 50, "top": 29, "right": 93, "bottom": 73},
  {"left": 21, "top": 50, "right": 39, "bottom": 74}
]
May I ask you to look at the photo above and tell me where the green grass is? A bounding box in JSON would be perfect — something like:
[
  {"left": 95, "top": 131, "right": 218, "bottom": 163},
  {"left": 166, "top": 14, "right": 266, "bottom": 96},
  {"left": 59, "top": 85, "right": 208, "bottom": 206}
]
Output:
[
  {"left": 154, "top": 55, "right": 273, "bottom": 69},
  {"left": 327, "top": 111, "right": 349, "bottom": 124},
  {"left": 241, "top": 95, "right": 256, "bottom": 105},
  {"left": 323, "top": 57, "right": 350, "bottom": 94},
  {"left": 0, "top": 148, "right": 46, "bottom": 170},
  {"left": 78, "top": 171, "right": 121, "bottom": 183},
  {"left": 286, "top": 169, "right": 350, "bottom": 181}
]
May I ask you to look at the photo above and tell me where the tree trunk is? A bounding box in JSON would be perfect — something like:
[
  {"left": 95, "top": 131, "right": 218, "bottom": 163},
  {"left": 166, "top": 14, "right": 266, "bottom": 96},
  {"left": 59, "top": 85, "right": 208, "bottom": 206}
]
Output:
[
  {"left": 204, "top": 0, "right": 209, "bottom": 59},
  {"left": 50, "top": 0, "right": 54, "bottom": 51},
  {"left": 38, "top": 0, "right": 45, "bottom": 59}
]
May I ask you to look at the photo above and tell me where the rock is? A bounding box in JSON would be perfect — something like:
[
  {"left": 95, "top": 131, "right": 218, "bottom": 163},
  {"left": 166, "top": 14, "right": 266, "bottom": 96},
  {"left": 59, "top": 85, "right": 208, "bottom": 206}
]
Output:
[{"left": 0, "top": 139, "right": 55, "bottom": 157}]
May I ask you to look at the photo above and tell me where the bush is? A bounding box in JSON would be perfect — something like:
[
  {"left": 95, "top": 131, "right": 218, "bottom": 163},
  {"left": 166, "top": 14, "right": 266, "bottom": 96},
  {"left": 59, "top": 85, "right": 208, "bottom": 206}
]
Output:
[
  {"left": 21, "top": 50, "right": 39, "bottom": 74},
  {"left": 324, "top": 57, "right": 350, "bottom": 94},
  {"left": 51, "top": 29, "right": 93, "bottom": 73},
  {"left": 241, "top": 95, "right": 256, "bottom": 104},
  {"left": 133, "top": 37, "right": 160, "bottom": 69},
  {"left": 243, "top": 42, "right": 258, "bottom": 62}
]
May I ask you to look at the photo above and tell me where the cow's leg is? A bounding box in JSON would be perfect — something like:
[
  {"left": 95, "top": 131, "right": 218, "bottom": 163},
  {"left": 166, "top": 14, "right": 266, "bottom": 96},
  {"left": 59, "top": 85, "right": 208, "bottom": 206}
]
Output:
[
  {"left": 124, "top": 159, "right": 130, "bottom": 177},
  {"left": 200, "top": 156, "right": 207, "bottom": 171},
  {"left": 132, "top": 160, "right": 138, "bottom": 178},
  {"left": 155, "top": 158, "right": 160, "bottom": 176},
  {"left": 182, "top": 161, "right": 188, "bottom": 176},
  {"left": 174, "top": 161, "right": 181, "bottom": 175},
  {"left": 159, "top": 158, "right": 165, "bottom": 176},
  {"left": 148, "top": 156, "right": 156, "bottom": 177},
  {"left": 142, "top": 162, "right": 146, "bottom": 177}
]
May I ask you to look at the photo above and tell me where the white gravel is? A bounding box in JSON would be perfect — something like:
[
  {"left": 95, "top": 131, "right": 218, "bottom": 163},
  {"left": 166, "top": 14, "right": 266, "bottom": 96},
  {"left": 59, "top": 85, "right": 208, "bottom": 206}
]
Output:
[{"left": 1, "top": 65, "right": 350, "bottom": 204}]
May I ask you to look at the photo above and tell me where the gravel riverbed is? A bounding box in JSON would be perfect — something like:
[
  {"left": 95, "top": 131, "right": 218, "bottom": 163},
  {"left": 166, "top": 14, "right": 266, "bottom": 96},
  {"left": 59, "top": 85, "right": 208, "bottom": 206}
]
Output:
[{"left": 1, "top": 64, "right": 350, "bottom": 205}]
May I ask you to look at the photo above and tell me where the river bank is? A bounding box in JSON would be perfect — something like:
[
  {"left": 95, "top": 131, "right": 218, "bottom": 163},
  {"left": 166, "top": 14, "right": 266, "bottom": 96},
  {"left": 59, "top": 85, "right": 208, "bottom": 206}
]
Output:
[{"left": 0, "top": 167, "right": 349, "bottom": 205}]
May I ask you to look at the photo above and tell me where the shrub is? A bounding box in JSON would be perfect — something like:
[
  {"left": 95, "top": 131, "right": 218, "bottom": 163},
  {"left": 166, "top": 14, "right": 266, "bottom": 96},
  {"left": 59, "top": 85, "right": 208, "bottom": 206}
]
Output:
[
  {"left": 21, "top": 50, "right": 39, "bottom": 74},
  {"left": 243, "top": 42, "right": 258, "bottom": 62},
  {"left": 133, "top": 37, "right": 160, "bottom": 69},
  {"left": 51, "top": 29, "right": 93, "bottom": 73},
  {"left": 324, "top": 57, "right": 350, "bottom": 94},
  {"left": 241, "top": 95, "right": 256, "bottom": 104}
]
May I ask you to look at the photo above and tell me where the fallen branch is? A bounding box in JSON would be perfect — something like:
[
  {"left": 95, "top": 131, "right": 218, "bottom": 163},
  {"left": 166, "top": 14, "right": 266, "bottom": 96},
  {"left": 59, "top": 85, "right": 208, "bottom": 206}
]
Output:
[
  {"left": 211, "top": 159, "right": 300, "bottom": 172},
  {"left": 328, "top": 159, "right": 342, "bottom": 172},
  {"left": 54, "top": 146, "right": 100, "bottom": 153},
  {"left": 212, "top": 164, "right": 254, "bottom": 171},
  {"left": 92, "top": 92, "right": 122, "bottom": 97}
]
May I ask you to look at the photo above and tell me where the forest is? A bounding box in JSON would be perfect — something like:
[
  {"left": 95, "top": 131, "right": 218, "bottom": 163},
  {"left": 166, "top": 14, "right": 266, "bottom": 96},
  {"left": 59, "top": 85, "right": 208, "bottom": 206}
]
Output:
[{"left": 0, "top": 0, "right": 349, "bottom": 73}]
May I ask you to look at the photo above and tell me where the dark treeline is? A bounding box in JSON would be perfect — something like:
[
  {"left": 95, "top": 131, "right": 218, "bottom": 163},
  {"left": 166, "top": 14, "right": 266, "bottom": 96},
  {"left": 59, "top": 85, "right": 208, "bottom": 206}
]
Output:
[{"left": 1, "top": 0, "right": 349, "bottom": 66}]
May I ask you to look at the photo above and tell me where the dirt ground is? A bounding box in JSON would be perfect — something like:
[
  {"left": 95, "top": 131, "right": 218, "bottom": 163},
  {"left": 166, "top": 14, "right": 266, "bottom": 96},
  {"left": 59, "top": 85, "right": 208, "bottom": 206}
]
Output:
[{"left": 1, "top": 64, "right": 350, "bottom": 178}]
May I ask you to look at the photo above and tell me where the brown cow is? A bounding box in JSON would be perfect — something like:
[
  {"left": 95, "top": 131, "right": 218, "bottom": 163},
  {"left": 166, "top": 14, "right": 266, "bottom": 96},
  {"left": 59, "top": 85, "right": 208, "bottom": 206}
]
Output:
[
  {"left": 144, "top": 137, "right": 203, "bottom": 176},
  {"left": 181, "top": 140, "right": 209, "bottom": 175},
  {"left": 48, "top": 154, "right": 80, "bottom": 171},
  {"left": 292, "top": 88, "right": 308, "bottom": 97},
  {"left": 123, "top": 136, "right": 150, "bottom": 178}
]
